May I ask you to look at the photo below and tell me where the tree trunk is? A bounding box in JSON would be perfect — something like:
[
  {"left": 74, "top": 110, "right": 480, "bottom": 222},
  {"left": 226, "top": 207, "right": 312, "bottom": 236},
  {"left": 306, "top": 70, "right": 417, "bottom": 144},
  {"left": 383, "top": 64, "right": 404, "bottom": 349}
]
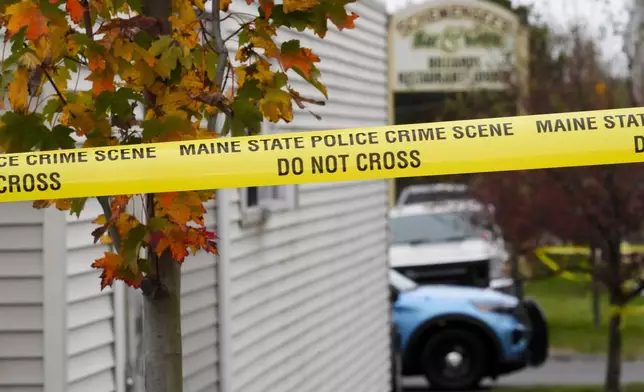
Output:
[
  {"left": 140, "top": 1, "right": 183, "bottom": 392},
  {"left": 590, "top": 247, "right": 601, "bottom": 329},
  {"left": 604, "top": 299, "right": 622, "bottom": 392}
]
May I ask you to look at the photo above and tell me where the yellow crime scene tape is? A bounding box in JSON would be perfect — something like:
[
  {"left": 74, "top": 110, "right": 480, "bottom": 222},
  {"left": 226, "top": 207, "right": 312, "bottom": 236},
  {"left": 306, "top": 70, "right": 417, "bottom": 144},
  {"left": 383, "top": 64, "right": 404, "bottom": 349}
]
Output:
[
  {"left": 4, "top": 106, "right": 644, "bottom": 202},
  {"left": 535, "top": 245, "right": 644, "bottom": 320}
]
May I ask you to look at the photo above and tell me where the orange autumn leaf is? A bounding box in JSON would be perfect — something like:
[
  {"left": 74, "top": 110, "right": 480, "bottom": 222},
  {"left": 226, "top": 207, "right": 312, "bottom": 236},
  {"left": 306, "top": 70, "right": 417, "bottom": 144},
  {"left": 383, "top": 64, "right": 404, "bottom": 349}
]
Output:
[
  {"left": 220, "top": 0, "right": 232, "bottom": 11},
  {"left": 86, "top": 70, "right": 115, "bottom": 95},
  {"left": 259, "top": 0, "right": 274, "bottom": 18},
  {"left": 279, "top": 46, "right": 320, "bottom": 79},
  {"left": 5, "top": 1, "right": 48, "bottom": 41},
  {"left": 91, "top": 252, "right": 124, "bottom": 289},
  {"left": 66, "top": 0, "right": 85, "bottom": 24},
  {"left": 339, "top": 12, "right": 359, "bottom": 30},
  {"left": 87, "top": 54, "right": 106, "bottom": 72}
]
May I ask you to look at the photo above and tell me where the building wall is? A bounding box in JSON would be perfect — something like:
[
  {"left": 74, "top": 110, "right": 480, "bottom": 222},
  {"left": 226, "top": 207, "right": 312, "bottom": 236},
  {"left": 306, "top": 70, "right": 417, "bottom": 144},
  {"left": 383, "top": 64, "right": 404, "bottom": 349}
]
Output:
[
  {"left": 0, "top": 203, "right": 45, "bottom": 392},
  {"left": 0, "top": 1, "right": 390, "bottom": 391},
  {"left": 224, "top": 1, "right": 391, "bottom": 392}
]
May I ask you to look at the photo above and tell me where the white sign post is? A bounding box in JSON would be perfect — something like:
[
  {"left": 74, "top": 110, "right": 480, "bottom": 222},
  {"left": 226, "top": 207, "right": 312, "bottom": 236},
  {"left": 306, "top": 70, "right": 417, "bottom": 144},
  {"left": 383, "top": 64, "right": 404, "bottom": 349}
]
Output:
[{"left": 389, "top": 0, "right": 523, "bottom": 93}]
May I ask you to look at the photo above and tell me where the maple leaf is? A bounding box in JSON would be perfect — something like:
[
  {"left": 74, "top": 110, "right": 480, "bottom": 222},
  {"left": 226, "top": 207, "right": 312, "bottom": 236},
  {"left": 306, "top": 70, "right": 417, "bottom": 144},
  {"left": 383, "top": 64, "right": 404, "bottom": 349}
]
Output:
[
  {"left": 278, "top": 40, "right": 320, "bottom": 79},
  {"left": 110, "top": 195, "right": 131, "bottom": 217},
  {"left": 86, "top": 70, "right": 116, "bottom": 96},
  {"left": 66, "top": 0, "right": 85, "bottom": 24},
  {"left": 91, "top": 252, "right": 124, "bottom": 289},
  {"left": 339, "top": 12, "right": 359, "bottom": 30},
  {"left": 5, "top": 1, "right": 48, "bottom": 41},
  {"left": 8, "top": 67, "right": 30, "bottom": 112},
  {"left": 260, "top": 87, "right": 293, "bottom": 122},
  {"left": 283, "top": 0, "right": 318, "bottom": 13},
  {"left": 220, "top": 0, "right": 232, "bottom": 11},
  {"left": 259, "top": 0, "right": 275, "bottom": 18}
]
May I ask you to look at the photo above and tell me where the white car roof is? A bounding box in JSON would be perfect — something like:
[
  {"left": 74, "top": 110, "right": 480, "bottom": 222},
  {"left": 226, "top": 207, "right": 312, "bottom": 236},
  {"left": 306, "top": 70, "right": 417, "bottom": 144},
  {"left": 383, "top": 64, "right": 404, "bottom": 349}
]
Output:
[{"left": 389, "top": 199, "right": 485, "bottom": 218}]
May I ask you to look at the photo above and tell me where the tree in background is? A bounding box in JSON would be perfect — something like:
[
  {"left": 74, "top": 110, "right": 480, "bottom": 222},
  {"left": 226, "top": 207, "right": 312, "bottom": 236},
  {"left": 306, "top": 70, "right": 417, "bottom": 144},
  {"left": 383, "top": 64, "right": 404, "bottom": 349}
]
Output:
[
  {"left": 469, "top": 20, "right": 644, "bottom": 392},
  {"left": 0, "top": 0, "right": 359, "bottom": 390}
]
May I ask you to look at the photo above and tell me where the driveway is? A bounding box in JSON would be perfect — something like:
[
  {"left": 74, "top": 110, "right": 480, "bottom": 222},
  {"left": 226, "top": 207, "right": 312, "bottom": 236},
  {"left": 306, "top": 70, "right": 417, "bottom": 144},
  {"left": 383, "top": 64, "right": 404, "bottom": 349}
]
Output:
[{"left": 403, "top": 358, "right": 644, "bottom": 391}]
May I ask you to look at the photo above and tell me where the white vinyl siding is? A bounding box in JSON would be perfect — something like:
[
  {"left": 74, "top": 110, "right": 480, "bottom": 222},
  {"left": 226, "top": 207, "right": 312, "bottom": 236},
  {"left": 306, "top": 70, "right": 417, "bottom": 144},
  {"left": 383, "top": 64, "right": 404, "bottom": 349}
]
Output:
[
  {"left": 65, "top": 199, "right": 117, "bottom": 392},
  {"left": 0, "top": 202, "right": 45, "bottom": 392},
  {"left": 225, "top": 1, "right": 391, "bottom": 391},
  {"left": 180, "top": 199, "right": 219, "bottom": 392}
]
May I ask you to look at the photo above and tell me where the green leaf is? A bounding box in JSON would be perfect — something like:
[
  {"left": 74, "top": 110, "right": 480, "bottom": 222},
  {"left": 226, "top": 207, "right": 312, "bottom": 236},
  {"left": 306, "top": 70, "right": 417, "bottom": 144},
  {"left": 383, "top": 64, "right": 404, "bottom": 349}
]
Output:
[
  {"left": 42, "top": 98, "right": 63, "bottom": 123},
  {"left": 49, "top": 125, "right": 77, "bottom": 149},
  {"left": 121, "top": 224, "right": 148, "bottom": 272},
  {"left": 237, "top": 79, "right": 262, "bottom": 101},
  {"left": 230, "top": 98, "right": 262, "bottom": 136},
  {"left": 148, "top": 217, "right": 170, "bottom": 232},
  {"left": 274, "top": 72, "right": 288, "bottom": 89},
  {"left": 95, "top": 91, "right": 114, "bottom": 115},
  {"left": 270, "top": 6, "right": 311, "bottom": 31},
  {"left": 133, "top": 30, "right": 154, "bottom": 49},
  {"left": 149, "top": 36, "right": 174, "bottom": 57},
  {"left": 0, "top": 112, "right": 49, "bottom": 153},
  {"left": 156, "top": 46, "right": 182, "bottom": 79},
  {"left": 294, "top": 67, "right": 327, "bottom": 98},
  {"left": 70, "top": 198, "right": 88, "bottom": 218},
  {"left": 127, "top": 0, "right": 142, "bottom": 13},
  {"left": 141, "top": 118, "right": 163, "bottom": 141},
  {"left": 137, "top": 258, "right": 152, "bottom": 275},
  {"left": 205, "top": 51, "right": 218, "bottom": 82}
]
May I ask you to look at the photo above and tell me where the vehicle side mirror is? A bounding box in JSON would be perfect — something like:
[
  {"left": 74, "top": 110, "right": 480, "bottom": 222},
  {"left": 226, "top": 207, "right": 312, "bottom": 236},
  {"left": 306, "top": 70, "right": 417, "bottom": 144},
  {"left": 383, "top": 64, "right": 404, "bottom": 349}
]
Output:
[{"left": 389, "top": 286, "right": 400, "bottom": 303}]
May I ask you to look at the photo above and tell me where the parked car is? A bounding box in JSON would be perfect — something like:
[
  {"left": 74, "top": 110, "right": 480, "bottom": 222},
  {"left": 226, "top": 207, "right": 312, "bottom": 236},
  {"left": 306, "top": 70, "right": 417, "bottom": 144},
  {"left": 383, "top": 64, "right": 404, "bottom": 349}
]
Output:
[
  {"left": 389, "top": 269, "right": 548, "bottom": 391},
  {"left": 389, "top": 199, "right": 510, "bottom": 289},
  {"left": 396, "top": 183, "right": 472, "bottom": 206},
  {"left": 396, "top": 183, "right": 496, "bottom": 214}
]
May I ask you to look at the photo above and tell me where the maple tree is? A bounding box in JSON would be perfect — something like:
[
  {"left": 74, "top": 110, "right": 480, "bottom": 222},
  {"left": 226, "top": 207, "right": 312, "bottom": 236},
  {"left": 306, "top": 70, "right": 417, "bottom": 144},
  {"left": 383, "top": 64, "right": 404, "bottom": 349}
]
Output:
[{"left": 0, "top": 0, "right": 359, "bottom": 390}]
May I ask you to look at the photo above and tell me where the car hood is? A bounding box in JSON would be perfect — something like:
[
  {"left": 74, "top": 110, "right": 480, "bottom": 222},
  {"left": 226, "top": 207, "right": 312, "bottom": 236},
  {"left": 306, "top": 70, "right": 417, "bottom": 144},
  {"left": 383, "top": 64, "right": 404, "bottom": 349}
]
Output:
[
  {"left": 389, "top": 238, "right": 494, "bottom": 267},
  {"left": 401, "top": 284, "right": 519, "bottom": 307}
]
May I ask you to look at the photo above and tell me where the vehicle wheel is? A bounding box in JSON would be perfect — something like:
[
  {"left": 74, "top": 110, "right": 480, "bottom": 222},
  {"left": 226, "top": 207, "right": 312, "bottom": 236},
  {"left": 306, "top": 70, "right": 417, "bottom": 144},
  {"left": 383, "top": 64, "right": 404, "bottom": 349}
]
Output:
[
  {"left": 523, "top": 297, "right": 549, "bottom": 367},
  {"left": 390, "top": 325, "right": 403, "bottom": 392},
  {"left": 420, "top": 329, "right": 488, "bottom": 391}
]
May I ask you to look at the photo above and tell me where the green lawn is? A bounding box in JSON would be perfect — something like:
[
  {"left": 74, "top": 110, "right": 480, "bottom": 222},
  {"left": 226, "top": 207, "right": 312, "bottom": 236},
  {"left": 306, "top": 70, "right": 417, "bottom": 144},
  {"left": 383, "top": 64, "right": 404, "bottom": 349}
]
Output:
[
  {"left": 524, "top": 277, "right": 644, "bottom": 360},
  {"left": 496, "top": 385, "right": 644, "bottom": 392}
]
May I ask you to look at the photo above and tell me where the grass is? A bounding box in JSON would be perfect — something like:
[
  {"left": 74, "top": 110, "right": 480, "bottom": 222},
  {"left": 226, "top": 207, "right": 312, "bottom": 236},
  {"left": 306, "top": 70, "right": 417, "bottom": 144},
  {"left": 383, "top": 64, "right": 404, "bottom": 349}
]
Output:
[
  {"left": 524, "top": 277, "right": 644, "bottom": 359},
  {"left": 494, "top": 385, "right": 644, "bottom": 392}
]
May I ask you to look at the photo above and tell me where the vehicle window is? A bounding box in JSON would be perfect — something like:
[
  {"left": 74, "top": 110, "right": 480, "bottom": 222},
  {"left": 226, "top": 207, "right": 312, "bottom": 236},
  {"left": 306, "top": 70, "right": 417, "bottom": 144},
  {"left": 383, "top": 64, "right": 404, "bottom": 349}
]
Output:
[
  {"left": 389, "top": 211, "right": 485, "bottom": 245},
  {"left": 389, "top": 269, "right": 418, "bottom": 291},
  {"left": 402, "top": 192, "right": 473, "bottom": 205}
]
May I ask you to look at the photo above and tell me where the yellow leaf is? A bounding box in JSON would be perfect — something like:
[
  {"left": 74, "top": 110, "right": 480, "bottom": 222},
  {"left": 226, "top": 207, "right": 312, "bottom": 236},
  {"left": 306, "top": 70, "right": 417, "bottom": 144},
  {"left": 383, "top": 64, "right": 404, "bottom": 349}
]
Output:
[
  {"left": 595, "top": 82, "right": 606, "bottom": 96},
  {"left": 8, "top": 67, "right": 30, "bottom": 112},
  {"left": 175, "top": 0, "right": 197, "bottom": 22},
  {"left": 283, "top": 0, "right": 318, "bottom": 13},
  {"left": 260, "top": 87, "right": 293, "bottom": 122},
  {"left": 19, "top": 52, "right": 40, "bottom": 69},
  {"left": 192, "top": 0, "right": 205, "bottom": 10}
]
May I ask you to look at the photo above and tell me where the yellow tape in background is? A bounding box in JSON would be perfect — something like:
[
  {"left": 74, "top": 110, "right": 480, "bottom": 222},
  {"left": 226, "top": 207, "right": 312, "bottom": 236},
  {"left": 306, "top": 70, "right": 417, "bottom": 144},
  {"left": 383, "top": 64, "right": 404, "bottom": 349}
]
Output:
[{"left": 4, "top": 106, "right": 644, "bottom": 202}]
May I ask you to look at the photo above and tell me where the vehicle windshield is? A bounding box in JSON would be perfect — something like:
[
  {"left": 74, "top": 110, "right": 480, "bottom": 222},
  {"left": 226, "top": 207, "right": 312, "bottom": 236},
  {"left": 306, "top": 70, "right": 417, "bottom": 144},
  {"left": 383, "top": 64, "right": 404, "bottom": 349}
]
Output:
[
  {"left": 389, "top": 211, "right": 485, "bottom": 245},
  {"left": 389, "top": 269, "right": 418, "bottom": 291}
]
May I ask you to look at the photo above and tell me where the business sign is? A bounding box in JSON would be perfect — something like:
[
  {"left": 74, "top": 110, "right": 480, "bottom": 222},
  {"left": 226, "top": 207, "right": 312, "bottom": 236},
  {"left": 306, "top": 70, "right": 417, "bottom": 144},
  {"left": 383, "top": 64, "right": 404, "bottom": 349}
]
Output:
[{"left": 390, "top": 0, "right": 522, "bottom": 93}]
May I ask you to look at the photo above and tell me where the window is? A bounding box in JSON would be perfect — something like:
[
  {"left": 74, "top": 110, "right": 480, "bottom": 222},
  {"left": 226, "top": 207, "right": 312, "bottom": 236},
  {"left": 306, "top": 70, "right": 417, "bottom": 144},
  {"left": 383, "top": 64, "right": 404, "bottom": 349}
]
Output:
[{"left": 240, "top": 120, "right": 297, "bottom": 224}]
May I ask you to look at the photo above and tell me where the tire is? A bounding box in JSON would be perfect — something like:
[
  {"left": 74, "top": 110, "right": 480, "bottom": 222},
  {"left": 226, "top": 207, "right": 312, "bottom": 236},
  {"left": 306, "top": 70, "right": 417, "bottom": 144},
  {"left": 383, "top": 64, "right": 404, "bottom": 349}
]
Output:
[
  {"left": 390, "top": 325, "right": 403, "bottom": 392},
  {"left": 420, "top": 329, "right": 488, "bottom": 391},
  {"left": 523, "top": 297, "right": 549, "bottom": 367}
]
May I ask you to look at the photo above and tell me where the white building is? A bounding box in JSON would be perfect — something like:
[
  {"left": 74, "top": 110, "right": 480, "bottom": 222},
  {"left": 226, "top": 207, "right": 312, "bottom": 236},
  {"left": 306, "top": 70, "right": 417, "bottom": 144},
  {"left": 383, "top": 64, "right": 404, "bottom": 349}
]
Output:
[{"left": 0, "top": 1, "right": 392, "bottom": 391}]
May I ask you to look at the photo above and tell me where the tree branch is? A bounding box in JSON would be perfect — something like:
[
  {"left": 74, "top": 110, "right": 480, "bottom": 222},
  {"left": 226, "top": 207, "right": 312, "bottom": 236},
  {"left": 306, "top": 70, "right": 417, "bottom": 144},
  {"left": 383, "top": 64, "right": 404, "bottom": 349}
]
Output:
[{"left": 207, "top": 0, "right": 232, "bottom": 131}]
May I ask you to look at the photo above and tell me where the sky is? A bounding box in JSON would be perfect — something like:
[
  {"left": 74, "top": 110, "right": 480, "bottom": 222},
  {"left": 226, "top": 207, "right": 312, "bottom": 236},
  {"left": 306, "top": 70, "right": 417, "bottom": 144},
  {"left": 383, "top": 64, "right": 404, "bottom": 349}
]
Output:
[{"left": 386, "top": 0, "right": 633, "bottom": 76}]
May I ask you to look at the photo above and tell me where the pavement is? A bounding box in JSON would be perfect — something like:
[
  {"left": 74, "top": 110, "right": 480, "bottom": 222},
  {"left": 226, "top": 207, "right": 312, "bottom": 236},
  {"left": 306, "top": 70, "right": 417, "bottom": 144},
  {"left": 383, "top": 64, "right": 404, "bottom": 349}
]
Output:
[{"left": 402, "top": 357, "right": 644, "bottom": 391}]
